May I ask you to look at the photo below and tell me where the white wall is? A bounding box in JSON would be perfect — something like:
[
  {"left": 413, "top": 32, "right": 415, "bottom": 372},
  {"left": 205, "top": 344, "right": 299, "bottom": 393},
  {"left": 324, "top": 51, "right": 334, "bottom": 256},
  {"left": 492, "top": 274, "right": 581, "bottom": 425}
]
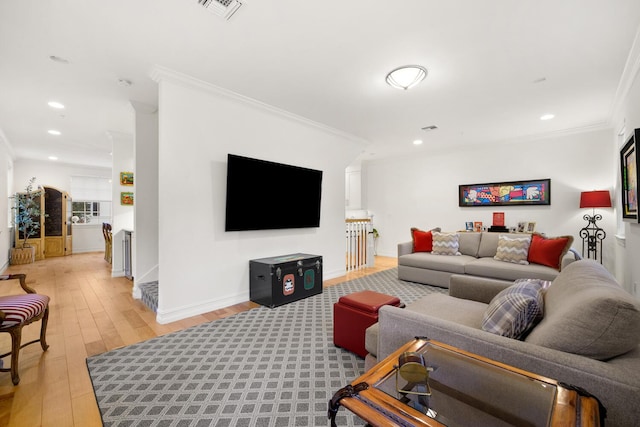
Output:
[
  {"left": 613, "top": 44, "right": 640, "bottom": 296},
  {"left": 152, "top": 67, "right": 365, "bottom": 323},
  {"left": 0, "top": 133, "right": 14, "bottom": 271},
  {"left": 364, "top": 128, "right": 618, "bottom": 272},
  {"left": 13, "top": 159, "right": 110, "bottom": 195},
  {"left": 109, "top": 132, "right": 134, "bottom": 277},
  {"left": 132, "top": 102, "right": 159, "bottom": 294}
]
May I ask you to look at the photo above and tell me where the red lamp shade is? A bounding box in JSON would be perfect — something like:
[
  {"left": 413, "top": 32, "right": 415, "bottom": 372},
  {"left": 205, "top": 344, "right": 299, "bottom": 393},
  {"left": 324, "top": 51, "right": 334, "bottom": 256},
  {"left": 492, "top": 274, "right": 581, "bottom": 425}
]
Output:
[{"left": 580, "top": 190, "right": 612, "bottom": 208}]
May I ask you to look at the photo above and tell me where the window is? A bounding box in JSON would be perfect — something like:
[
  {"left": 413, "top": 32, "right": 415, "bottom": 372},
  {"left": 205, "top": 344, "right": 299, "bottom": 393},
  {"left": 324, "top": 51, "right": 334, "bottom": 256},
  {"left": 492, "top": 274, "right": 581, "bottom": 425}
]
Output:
[
  {"left": 70, "top": 176, "right": 112, "bottom": 224},
  {"left": 71, "top": 201, "right": 112, "bottom": 224}
]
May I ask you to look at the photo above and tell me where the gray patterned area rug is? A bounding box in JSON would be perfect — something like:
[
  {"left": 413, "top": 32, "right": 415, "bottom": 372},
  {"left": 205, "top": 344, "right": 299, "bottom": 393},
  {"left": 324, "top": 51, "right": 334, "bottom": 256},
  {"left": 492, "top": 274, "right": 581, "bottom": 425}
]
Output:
[{"left": 86, "top": 268, "right": 446, "bottom": 427}]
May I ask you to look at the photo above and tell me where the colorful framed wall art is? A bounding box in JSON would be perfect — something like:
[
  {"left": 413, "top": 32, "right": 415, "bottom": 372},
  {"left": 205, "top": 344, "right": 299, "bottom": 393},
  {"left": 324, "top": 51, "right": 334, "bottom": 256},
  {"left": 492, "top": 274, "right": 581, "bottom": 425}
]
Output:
[
  {"left": 459, "top": 179, "right": 551, "bottom": 207},
  {"left": 620, "top": 128, "right": 639, "bottom": 222},
  {"left": 121, "top": 192, "right": 134, "bottom": 206},
  {"left": 120, "top": 172, "right": 134, "bottom": 186}
]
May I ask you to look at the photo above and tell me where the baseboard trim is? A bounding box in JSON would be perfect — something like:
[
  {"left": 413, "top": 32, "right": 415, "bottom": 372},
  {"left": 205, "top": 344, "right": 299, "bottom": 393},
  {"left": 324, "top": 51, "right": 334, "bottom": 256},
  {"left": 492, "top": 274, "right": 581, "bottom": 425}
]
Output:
[{"left": 156, "top": 291, "right": 250, "bottom": 324}]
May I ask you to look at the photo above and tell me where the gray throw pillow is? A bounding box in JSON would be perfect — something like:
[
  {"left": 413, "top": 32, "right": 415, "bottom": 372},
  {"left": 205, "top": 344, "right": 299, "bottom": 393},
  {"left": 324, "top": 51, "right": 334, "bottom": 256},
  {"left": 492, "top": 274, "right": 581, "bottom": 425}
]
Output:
[{"left": 482, "top": 279, "right": 544, "bottom": 339}]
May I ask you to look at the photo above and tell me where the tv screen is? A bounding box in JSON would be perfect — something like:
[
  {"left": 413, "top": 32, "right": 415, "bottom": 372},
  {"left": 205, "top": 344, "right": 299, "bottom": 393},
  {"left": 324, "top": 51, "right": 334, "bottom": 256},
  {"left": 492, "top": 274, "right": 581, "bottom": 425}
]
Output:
[{"left": 225, "top": 154, "right": 323, "bottom": 231}]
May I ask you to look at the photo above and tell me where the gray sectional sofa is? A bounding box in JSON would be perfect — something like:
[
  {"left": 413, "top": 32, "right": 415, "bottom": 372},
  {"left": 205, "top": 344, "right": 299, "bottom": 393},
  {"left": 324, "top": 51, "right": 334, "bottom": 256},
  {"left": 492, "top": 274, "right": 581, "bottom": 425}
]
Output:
[
  {"left": 398, "top": 231, "right": 578, "bottom": 288},
  {"left": 365, "top": 260, "right": 640, "bottom": 426}
]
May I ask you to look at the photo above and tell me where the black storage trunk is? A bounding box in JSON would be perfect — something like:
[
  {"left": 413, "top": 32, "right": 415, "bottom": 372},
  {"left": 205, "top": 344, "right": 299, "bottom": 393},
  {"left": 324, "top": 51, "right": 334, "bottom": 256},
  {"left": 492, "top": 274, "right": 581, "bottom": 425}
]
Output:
[{"left": 249, "top": 253, "right": 323, "bottom": 308}]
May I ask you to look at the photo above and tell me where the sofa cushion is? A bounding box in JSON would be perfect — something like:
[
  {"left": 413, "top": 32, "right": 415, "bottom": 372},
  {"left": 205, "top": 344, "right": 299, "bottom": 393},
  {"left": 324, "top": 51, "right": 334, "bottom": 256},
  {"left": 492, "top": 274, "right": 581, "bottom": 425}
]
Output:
[
  {"left": 477, "top": 232, "right": 504, "bottom": 258},
  {"left": 398, "top": 252, "right": 474, "bottom": 274},
  {"left": 432, "top": 232, "right": 461, "bottom": 256},
  {"left": 458, "top": 232, "right": 482, "bottom": 257},
  {"left": 464, "top": 257, "right": 561, "bottom": 282},
  {"left": 411, "top": 227, "right": 435, "bottom": 252},
  {"left": 493, "top": 234, "right": 531, "bottom": 265},
  {"left": 482, "top": 279, "right": 544, "bottom": 339},
  {"left": 405, "top": 293, "right": 487, "bottom": 328},
  {"left": 527, "top": 233, "right": 573, "bottom": 270},
  {"left": 525, "top": 260, "right": 640, "bottom": 360}
]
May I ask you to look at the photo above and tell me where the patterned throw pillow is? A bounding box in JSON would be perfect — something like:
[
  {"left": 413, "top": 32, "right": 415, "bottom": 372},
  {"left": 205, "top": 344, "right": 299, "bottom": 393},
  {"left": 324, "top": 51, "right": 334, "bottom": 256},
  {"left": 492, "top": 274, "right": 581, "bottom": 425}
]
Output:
[
  {"left": 431, "top": 232, "right": 460, "bottom": 256},
  {"left": 482, "top": 280, "right": 545, "bottom": 339},
  {"left": 493, "top": 234, "right": 531, "bottom": 265}
]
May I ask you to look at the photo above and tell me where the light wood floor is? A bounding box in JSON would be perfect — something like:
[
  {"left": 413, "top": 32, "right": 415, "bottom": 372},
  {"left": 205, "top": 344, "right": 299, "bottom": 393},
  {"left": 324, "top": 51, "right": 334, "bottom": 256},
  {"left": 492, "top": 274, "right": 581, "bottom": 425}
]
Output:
[{"left": 0, "top": 252, "right": 397, "bottom": 426}]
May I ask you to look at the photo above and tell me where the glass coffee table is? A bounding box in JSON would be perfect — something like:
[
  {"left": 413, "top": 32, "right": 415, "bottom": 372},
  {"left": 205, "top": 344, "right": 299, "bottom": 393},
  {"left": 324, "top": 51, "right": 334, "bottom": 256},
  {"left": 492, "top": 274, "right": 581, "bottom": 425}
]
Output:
[{"left": 329, "top": 338, "right": 601, "bottom": 427}]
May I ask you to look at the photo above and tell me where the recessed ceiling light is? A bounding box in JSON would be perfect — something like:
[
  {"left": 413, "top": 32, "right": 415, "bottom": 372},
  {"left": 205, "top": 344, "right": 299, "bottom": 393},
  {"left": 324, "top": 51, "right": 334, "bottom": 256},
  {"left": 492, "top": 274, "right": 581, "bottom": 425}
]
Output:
[
  {"left": 386, "top": 65, "right": 428, "bottom": 90},
  {"left": 413, "top": 139, "right": 423, "bottom": 145},
  {"left": 48, "top": 129, "right": 61, "bottom": 135},
  {"left": 540, "top": 114, "right": 555, "bottom": 121},
  {"left": 48, "top": 156, "right": 58, "bottom": 161},
  {"left": 48, "top": 101, "right": 65, "bottom": 109}
]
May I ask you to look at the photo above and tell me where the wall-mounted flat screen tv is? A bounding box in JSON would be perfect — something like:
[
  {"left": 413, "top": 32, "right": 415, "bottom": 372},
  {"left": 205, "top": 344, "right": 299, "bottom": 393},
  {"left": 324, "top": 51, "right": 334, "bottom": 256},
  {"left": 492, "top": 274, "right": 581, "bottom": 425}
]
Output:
[{"left": 225, "top": 154, "right": 323, "bottom": 231}]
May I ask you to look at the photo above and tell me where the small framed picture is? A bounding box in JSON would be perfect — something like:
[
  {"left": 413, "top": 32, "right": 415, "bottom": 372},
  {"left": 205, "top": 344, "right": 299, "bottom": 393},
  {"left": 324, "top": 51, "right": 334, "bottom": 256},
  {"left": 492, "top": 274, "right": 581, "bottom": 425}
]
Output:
[
  {"left": 526, "top": 221, "right": 537, "bottom": 233},
  {"left": 465, "top": 221, "right": 473, "bottom": 231},
  {"left": 120, "top": 171, "right": 134, "bottom": 186},
  {"left": 517, "top": 221, "right": 527, "bottom": 233},
  {"left": 121, "top": 192, "right": 134, "bottom": 206},
  {"left": 473, "top": 221, "right": 483, "bottom": 232}
]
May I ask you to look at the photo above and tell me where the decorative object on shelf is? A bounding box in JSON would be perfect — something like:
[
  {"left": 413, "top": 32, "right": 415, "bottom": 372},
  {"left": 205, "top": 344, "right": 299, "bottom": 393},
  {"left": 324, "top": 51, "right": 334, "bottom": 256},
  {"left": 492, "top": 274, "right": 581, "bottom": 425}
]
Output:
[
  {"left": 120, "top": 171, "right": 134, "bottom": 186},
  {"left": 465, "top": 221, "right": 473, "bottom": 231},
  {"left": 492, "top": 212, "right": 505, "bottom": 226},
  {"left": 121, "top": 192, "right": 134, "bottom": 206},
  {"left": 526, "top": 221, "right": 537, "bottom": 233},
  {"left": 459, "top": 179, "right": 551, "bottom": 207},
  {"left": 517, "top": 221, "right": 527, "bottom": 233},
  {"left": 10, "top": 177, "right": 45, "bottom": 264},
  {"left": 579, "top": 190, "right": 612, "bottom": 263},
  {"left": 489, "top": 211, "right": 509, "bottom": 232},
  {"left": 620, "top": 128, "right": 639, "bottom": 222},
  {"left": 474, "top": 221, "right": 483, "bottom": 232}
]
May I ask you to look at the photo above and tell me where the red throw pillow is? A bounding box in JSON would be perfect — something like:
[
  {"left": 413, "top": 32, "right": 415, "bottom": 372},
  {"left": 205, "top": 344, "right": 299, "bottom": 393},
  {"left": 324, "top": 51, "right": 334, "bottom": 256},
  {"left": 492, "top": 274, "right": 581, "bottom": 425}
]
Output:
[
  {"left": 411, "top": 227, "right": 434, "bottom": 252},
  {"left": 527, "top": 234, "right": 573, "bottom": 270}
]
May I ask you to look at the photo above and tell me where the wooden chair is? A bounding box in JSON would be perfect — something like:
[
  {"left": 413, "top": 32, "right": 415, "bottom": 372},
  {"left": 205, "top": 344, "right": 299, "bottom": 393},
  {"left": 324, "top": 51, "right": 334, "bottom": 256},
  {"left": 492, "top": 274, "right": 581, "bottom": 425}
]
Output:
[
  {"left": 0, "top": 274, "right": 49, "bottom": 385},
  {"left": 102, "top": 222, "right": 112, "bottom": 264}
]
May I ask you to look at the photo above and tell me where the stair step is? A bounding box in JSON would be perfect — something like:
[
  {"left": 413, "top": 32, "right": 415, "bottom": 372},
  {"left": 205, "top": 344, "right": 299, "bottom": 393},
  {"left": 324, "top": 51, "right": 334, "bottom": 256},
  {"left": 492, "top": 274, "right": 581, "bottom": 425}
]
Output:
[{"left": 139, "top": 281, "right": 158, "bottom": 313}]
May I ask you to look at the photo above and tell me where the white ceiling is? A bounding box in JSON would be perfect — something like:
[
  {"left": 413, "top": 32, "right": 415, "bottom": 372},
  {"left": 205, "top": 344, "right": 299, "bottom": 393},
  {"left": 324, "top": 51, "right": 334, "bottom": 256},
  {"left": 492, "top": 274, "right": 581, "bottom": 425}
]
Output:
[{"left": 1, "top": 0, "right": 640, "bottom": 169}]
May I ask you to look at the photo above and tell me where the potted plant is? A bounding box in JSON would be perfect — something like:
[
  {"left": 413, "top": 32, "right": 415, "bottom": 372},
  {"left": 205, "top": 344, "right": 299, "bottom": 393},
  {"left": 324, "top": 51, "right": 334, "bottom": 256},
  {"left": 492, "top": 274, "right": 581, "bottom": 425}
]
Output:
[{"left": 10, "top": 177, "right": 43, "bottom": 264}]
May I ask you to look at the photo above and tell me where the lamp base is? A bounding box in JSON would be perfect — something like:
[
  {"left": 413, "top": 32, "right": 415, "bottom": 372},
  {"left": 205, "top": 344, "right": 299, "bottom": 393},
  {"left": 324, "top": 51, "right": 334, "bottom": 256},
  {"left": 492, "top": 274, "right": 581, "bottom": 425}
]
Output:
[{"left": 579, "top": 213, "right": 605, "bottom": 263}]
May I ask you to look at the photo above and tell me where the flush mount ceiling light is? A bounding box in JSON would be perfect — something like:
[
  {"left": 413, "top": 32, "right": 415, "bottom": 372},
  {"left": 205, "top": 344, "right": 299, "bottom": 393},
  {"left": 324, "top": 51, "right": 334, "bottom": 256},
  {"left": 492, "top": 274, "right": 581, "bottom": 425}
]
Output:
[
  {"left": 540, "top": 114, "right": 555, "bottom": 120},
  {"left": 47, "top": 129, "right": 61, "bottom": 135},
  {"left": 386, "top": 65, "right": 428, "bottom": 90},
  {"left": 47, "top": 101, "right": 65, "bottom": 109},
  {"left": 413, "top": 139, "right": 423, "bottom": 145}
]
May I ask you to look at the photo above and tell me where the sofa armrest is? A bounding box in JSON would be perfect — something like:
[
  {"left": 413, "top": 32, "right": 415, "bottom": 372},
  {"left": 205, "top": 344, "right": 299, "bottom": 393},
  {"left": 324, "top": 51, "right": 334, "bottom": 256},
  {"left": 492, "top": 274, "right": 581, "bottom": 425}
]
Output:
[
  {"left": 376, "top": 305, "right": 640, "bottom": 427},
  {"left": 561, "top": 248, "right": 581, "bottom": 270},
  {"left": 398, "top": 241, "right": 413, "bottom": 257},
  {"left": 449, "top": 274, "right": 513, "bottom": 304}
]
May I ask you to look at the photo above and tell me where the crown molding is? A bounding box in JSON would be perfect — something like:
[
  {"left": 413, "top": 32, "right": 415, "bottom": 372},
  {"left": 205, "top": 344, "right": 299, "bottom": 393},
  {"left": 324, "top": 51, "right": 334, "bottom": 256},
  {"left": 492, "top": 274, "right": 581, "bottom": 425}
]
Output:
[
  {"left": 610, "top": 23, "right": 640, "bottom": 126},
  {"left": 149, "top": 65, "right": 369, "bottom": 147}
]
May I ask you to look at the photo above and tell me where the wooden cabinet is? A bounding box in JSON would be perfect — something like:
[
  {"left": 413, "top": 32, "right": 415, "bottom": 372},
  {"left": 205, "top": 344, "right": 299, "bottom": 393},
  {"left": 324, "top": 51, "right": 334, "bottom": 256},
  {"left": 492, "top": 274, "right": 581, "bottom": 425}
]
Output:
[{"left": 43, "top": 187, "right": 72, "bottom": 257}]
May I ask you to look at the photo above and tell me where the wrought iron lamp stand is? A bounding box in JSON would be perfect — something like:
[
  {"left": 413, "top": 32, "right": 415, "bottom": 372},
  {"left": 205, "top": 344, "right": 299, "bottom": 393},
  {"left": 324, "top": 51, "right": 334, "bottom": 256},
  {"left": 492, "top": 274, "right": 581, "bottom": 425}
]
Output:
[{"left": 579, "top": 212, "right": 605, "bottom": 263}]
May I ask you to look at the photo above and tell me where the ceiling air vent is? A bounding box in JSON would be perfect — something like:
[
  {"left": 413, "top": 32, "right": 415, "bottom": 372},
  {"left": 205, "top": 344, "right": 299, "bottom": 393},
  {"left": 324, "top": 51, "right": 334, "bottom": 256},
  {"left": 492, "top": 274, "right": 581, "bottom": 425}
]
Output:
[{"left": 197, "top": 0, "right": 242, "bottom": 20}]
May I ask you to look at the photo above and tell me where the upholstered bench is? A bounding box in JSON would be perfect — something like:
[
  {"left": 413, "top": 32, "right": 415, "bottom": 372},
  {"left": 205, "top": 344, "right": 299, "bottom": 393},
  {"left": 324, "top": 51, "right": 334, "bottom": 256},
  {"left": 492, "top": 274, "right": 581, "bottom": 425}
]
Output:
[{"left": 333, "top": 290, "right": 401, "bottom": 358}]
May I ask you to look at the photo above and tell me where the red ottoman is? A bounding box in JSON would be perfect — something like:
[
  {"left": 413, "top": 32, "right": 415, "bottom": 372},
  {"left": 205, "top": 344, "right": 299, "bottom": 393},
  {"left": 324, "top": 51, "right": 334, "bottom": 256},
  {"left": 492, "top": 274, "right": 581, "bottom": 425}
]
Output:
[{"left": 333, "top": 290, "right": 402, "bottom": 358}]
